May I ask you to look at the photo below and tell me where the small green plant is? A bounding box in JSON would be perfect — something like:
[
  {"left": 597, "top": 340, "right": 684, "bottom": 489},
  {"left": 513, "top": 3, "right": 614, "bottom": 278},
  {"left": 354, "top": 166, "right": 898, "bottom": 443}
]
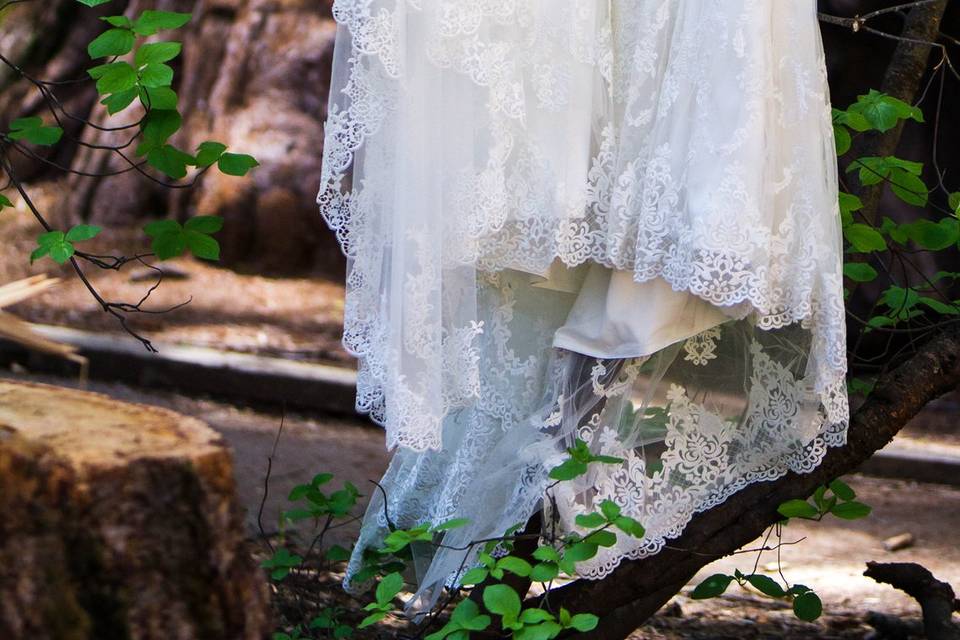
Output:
[
  {"left": 777, "top": 479, "right": 872, "bottom": 522},
  {"left": 690, "top": 478, "right": 871, "bottom": 623},
  {"left": 692, "top": 570, "right": 824, "bottom": 622}
]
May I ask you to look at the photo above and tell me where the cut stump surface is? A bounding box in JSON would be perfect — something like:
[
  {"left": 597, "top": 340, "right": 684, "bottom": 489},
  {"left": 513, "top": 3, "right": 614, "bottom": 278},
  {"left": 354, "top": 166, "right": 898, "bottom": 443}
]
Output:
[{"left": 0, "top": 380, "right": 271, "bottom": 640}]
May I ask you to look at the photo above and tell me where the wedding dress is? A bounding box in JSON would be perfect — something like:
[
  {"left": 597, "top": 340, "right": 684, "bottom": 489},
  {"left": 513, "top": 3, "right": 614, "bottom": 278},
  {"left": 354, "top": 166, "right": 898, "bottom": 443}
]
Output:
[{"left": 318, "top": 0, "right": 848, "bottom": 612}]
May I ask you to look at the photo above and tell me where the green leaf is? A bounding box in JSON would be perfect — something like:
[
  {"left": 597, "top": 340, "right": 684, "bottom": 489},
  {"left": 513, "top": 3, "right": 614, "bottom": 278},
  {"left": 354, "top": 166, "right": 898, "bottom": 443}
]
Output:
[
  {"left": 532, "top": 546, "right": 561, "bottom": 563},
  {"left": 324, "top": 545, "right": 351, "bottom": 562},
  {"left": 548, "top": 458, "right": 588, "bottom": 481},
  {"left": 613, "top": 515, "right": 646, "bottom": 539},
  {"left": 460, "top": 567, "right": 489, "bottom": 586},
  {"left": 519, "top": 609, "right": 555, "bottom": 624},
  {"left": 793, "top": 591, "right": 823, "bottom": 622},
  {"left": 691, "top": 574, "right": 733, "bottom": 600},
  {"left": 919, "top": 296, "right": 960, "bottom": 315},
  {"left": 101, "top": 15, "right": 132, "bottom": 27},
  {"left": 885, "top": 156, "right": 924, "bottom": 175},
  {"left": 357, "top": 612, "right": 386, "bottom": 629},
  {"left": 851, "top": 90, "right": 921, "bottom": 132},
  {"left": 218, "top": 152, "right": 260, "bottom": 176},
  {"left": 184, "top": 215, "right": 224, "bottom": 234},
  {"left": 844, "top": 223, "right": 887, "bottom": 253},
  {"left": 515, "top": 622, "right": 562, "bottom": 640},
  {"left": 432, "top": 517, "right": 470, "bottom": 532},
  {"left": 144, "top": 219, "right": 181, "bottom": 238},
  {"left": 592, "top": 454, "right": 626, "bottom": 465},
  {"left": 848, "top": 377, "right": 876, "bottom": 396},
  {"left": 133, "top": 10, "right": 192, "bottom": 36},
  {"left": 838, "top": 191, "right": 863, "bottom": 226},
  {"left": 88, "top": 28, "right": 135, "bottom": 58},
  {"left": 135, "top": 41, "right": 182, "bottom": 66},
  {"left": 843, "top": 262, "right": 878, "bottom": 283},
  {"left": 497, "top": 556, "right": 532, "bottom": 578},
  {"left": 8, "top": 117, "right": 63, "bottom": 146},
  {"left": 881, "top": 286, "right": 921, "bottom": 318},
  {"left": 140, "top": 62, "right": 175, "bottom": 88},
  {"left": 482, "top": 584, "right": 521, "bottom": 621},
  {"left": 530, "top": 562, "right": 559, "bottom": 582},
  {"left": 812, "top": 486, "right": 828, "bottom": 512},
  {"left": 30, "top": 245, "right": 50, "bottom": 263},
  {"left": 144, "top": 219, "right": 185, "bottom": 260},
  {"left": 834, "top": 125, "right": 851, "bottom": 156},
  {"left": 33, "top": 230, "right": 74, "bottom": 264},
  {"left": 889, "top": 168, "right": 929, "bottom": 207},
  {"left": 745, "top": 574, "right": 786, "bottom": 598},
  {"left": 147, "top": 144, "right": 195, "bottom": 179},
  {"left": 834, "top": 107, "right": 871, "bottom": 132},
  {"left": 450, "top": 599, "right": 483, "bottom": 624},
  {"left": 65, "top": 224, "right": 102, "bottom": 242},
  {"left": 96, "top": 62, "right": 138, "bottom": 95},
  {"left": 139, "top": 86, "right": 179, "bottom": 110},
  {"left": 563, "top": 541, "right": 598, "bottom": 564},
  {"left": 849, "top": 156, "right": 889, "bottom": 186},
  {"left": 312, "top": 472, "right": 334, "bottom": 487},
  {"left": 777, "top": 499, "right": 819, "bottom": 520},
  {"left": 101, "top": 88, "right": 138, "bottom": 114},
  {"left": 375, "top": 572, "right": 404, "bottom": 606},
  {"left": 828, "top": 479, "right": 856, "bottom": 501},
  {"left": 0, "top": 194, "right": 13, "bottom": 210},
  {"left": 901, "top": 218, "right": 959, "bottom": 251},
  {"left": 584, "top": 529, "right": 617, "bottom": 548},
  {"left": 950, "top": 192, "right": 960, "bottom": 215},
  {"left": 830, "top": 501, "right": 872, "bottom": 520},
  {"left": 195, "top": 141, "right": 228, "bottom": 167},
  {"left": 599, "top": 500, "right": 622, "bottom": 521},
  {"left": 574, "top": 513, "right": 606, "bottom": 528},
  {"left": 260, "top": 547, "right": 303, "bottom": 580},
  {"left": 284, "top": 481, "right": 309, "bottom": 501},
  {"left": 568, "top": 613, "right": 599, "bottom": 632}
]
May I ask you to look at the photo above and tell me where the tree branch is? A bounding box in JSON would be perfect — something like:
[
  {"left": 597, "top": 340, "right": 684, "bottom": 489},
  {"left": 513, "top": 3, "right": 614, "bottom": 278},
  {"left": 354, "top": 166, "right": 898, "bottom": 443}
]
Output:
[
  {"left": 847, "top": 0, "right": 950, "bottom": 225},
  {"left": 865, "top": 562, "right": 960, "bottom": 640},
  {"left": 541, "top": 322, "right": 960, "bottom": 639}
]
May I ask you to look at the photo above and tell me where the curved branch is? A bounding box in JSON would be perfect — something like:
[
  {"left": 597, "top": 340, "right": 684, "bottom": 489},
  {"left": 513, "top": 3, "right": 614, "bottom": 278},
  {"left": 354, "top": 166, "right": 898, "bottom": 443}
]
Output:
[{"left": 543, "top": 322, "right": 960, "bottom": 639}]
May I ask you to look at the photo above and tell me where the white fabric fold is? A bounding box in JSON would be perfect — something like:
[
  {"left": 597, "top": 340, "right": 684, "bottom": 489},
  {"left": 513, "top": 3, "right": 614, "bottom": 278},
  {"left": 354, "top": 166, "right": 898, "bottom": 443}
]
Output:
[{"left": 318, "top": 0, "right": 849, "bottom": 613}]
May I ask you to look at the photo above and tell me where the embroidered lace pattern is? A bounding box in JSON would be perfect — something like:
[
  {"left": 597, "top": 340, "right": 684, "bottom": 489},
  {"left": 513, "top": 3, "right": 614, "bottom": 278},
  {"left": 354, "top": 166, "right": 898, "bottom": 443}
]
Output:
[{"left": 318, "top": 0, "right": 849, "bottom": 611}]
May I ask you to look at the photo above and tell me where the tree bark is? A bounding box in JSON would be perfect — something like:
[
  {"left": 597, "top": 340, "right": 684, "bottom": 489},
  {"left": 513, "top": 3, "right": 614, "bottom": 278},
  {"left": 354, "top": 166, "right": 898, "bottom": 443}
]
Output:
[
  {"left": 539, "top": 323, "right": 960, "bottom": 640},
  {"left": 865, "top": 562, "right": 960, "bottom": 640},
  {"left": 2, "top": 0, "right": 343, "bottom": 276},
  {"left": 0, "top": 380, "right": 271, "bottom": 640}
]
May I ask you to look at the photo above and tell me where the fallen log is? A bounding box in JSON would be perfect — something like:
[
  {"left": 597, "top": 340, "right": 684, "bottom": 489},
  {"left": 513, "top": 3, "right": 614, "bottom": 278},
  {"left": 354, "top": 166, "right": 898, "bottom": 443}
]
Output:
[{"left": 0, "top": 380, "right": 271, "bottom": 640}]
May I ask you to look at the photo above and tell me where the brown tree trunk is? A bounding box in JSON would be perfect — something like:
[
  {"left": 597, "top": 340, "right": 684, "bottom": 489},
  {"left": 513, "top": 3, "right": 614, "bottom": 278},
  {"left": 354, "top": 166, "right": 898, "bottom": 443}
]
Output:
[
  {"left": 847, "top": 0, "right": 949, "bottom": 226},
  {"left": 0, "top": 380, "right": 271, "bottom": 640},
  {"left": 2, "top": 0, "right": 343, "bottom": 276}
]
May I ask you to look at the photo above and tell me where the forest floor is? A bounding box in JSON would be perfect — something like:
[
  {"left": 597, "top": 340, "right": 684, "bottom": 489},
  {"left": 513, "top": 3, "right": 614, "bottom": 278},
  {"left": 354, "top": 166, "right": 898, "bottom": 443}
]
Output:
[
  {"left": 3, "top": 368, "right": 958, "bottom": 640},
  {"left": 4, "top": 215, "right": 960, "bottom": 637},
  {"left": 1, "top": 212, "right": 350, "bottom": 365},
  {"left": 3, "top": 217, "right": 959, "bottom": 451}
]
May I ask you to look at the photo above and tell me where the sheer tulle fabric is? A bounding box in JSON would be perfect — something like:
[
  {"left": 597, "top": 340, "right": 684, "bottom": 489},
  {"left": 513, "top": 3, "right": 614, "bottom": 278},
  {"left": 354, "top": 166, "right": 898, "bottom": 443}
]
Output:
[{"left": 318, "top": 0, "right": 848, "bottom": 613}]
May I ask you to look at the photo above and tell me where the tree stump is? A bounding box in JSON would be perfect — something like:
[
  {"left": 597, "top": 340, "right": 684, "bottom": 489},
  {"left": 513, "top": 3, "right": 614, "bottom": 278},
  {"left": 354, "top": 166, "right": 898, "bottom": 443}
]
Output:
[{"left": 0, "top": 380, "right": 271, "bottom": 640}]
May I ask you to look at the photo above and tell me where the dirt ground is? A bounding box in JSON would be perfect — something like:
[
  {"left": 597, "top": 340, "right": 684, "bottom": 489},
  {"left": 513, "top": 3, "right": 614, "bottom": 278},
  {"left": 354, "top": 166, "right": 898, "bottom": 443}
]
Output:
[
  {"left": 3, "top": 368, "right": 957, "bottom": 639},
  {"left": 4, "top": 208, "right": 960, "bottom": 637},
  {"left": 1, "top": 206, "right": 350, "bottom": 364}
]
